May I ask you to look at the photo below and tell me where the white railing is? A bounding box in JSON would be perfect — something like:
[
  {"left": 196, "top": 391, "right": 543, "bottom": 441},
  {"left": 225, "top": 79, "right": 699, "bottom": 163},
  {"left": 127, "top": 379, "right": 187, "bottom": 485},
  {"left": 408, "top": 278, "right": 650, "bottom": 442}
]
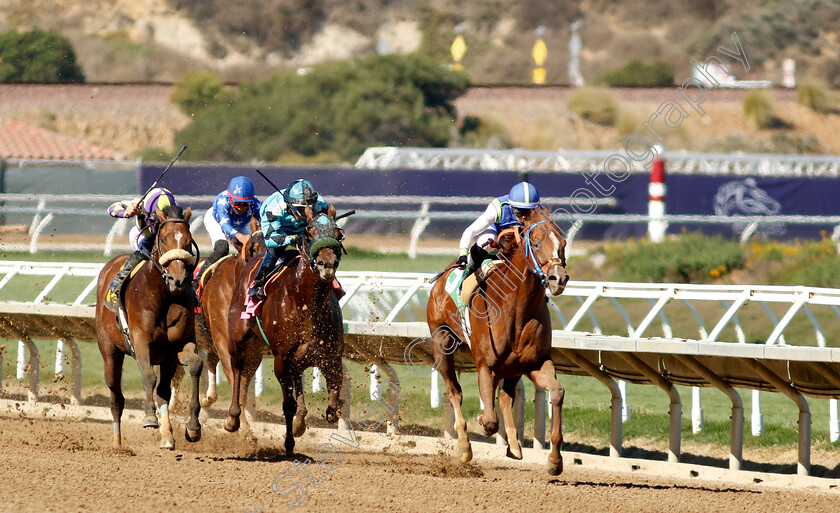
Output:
[
  {"left": 356, "top": 147, "right": 840, "bottom": 176},
  {"left": 4, "top": 263, "right": 840, "bottom": 476}
]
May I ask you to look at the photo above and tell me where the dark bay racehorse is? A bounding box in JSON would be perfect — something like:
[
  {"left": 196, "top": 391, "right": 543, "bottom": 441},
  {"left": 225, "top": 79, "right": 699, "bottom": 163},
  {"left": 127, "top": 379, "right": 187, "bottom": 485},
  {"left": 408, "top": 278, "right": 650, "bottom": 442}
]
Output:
[
  {"left": 95, "top": 205, "right": 203, "bottom": 449},
  {"left": 226, "top": 204, "right": 345, "bottom": 454},
  {"left": 426, "top": 208, "right": 569, "bottom": 474},
  {"left": 194, "top": 217, "right": 265, "bottom": 410}
]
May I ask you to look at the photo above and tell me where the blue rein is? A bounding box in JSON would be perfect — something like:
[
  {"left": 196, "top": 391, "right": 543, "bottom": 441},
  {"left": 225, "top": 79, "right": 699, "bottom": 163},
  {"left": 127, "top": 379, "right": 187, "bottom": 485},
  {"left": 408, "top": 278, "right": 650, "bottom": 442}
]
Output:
[{"left": 522, "top": 221, "right": 550, "bottom": 286}]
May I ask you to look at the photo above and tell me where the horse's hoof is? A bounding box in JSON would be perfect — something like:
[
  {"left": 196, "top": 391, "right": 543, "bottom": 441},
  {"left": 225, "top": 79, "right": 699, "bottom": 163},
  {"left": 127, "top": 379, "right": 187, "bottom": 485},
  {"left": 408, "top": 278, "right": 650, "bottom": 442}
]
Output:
[
  {"left": 547, "top": 457, "right": 563, "bottom": 476},
  {"left": 460, "top": 446, "right": 473, "bottom": 463},
  {"left": 506, "top": 446, "right": 523, "bottom": 460},
  {"left": 142, "top": 415, "right": 159, "bottom": 429},
  {"left": 224, "top": 416, "right": 240, "bottom": 433},
  {"left": 199, "top": 395, "right": 212, "bottom": 408},
  {"left": 292, "top": 417, "right": 306, "bottom": 438},
  {"left": 284, "top": 437, "right": 295, "bottom": 455},
  {"left": 325, "top": 407, "right": 338, "bottom": 424},
  {"left": 160, "top": 438, "right": 175, "bottom": 450},
  {"left": 185, "top": 427, "right": 202, "bottom": 443}
]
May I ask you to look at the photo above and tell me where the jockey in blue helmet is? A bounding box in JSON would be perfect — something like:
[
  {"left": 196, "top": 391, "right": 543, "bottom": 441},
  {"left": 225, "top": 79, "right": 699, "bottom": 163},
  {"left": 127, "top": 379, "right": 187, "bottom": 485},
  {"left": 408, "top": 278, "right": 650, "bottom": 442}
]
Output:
[
  {"left": 201, "top": 176, "right": 261, "bottom": 279},
  {"left": 249, "top": 179, "right": 328, "bottom": 301},
  {"left": 457, "top": 181, "right": 541, "bottom": 278}
]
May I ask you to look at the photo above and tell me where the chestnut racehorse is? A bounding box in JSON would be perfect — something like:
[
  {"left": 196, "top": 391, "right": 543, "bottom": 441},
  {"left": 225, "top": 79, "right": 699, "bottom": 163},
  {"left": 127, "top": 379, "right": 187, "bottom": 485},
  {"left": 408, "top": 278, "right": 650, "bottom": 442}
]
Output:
[
  {"left": 226, "top": 204, "right": 346, "bottom": 454},
  {"left": 194, "top": 218, "right": 266, "bottom": 430},
  {"left": 426, "top": 208, "right": 569, "bottom": 474},
  {"left": 95, "top": 205, "right": 203, "bottom": 449}
]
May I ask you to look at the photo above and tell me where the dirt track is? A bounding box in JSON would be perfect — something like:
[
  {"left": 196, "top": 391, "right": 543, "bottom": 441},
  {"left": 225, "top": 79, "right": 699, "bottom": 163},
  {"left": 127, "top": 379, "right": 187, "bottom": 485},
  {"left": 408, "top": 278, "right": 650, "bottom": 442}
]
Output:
[{"left": 2, "top": 408, "right": 839, "bottom": 513}]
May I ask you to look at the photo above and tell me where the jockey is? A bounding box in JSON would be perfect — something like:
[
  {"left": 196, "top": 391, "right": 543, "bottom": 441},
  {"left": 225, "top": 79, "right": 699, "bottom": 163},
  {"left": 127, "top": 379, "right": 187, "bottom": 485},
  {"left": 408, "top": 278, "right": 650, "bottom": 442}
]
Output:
[
  {"left": 249, "top": 179, "right": 328, "bottom": 301},
  {"left": 106, "top": 187, "right": 182, "bottom": 298},
  {"left": 457, "top": 181, "right": 541, "bottom": 278},
  {"left": 201, "top": 176, "right": 261, "bottom": 278}
]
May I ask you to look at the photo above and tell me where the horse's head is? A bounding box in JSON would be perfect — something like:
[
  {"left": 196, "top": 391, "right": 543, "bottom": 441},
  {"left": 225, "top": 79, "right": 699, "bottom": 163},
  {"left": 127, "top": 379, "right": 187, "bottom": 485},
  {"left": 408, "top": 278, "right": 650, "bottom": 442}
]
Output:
[
  {"left": 154, "top": 205, "right": 198, "bottom": 294},
  {"left": 520, "top": 208, "right": 569, "bottom": 296},
  {"left": 237, "top": 216, "right": 267, "bottom": 263},
  {"left": 303, "top": 204, "right": 344, "bottom": 282}
]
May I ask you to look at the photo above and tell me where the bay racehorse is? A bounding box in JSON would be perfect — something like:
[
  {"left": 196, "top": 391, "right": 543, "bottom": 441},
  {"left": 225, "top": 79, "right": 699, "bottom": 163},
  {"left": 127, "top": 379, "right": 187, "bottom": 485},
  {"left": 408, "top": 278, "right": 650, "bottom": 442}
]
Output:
[
  {"left": 194, "top": 218, "right": 266, "bottom": 427},
  {"left": 226, "top": 204, "right": 345, "bottom": 454},
  {"left": 426, "top": 207, "right": 569, "bottom": 474},
  {"left": 95, "top": 205, "right": 203, "bottom": 449}
]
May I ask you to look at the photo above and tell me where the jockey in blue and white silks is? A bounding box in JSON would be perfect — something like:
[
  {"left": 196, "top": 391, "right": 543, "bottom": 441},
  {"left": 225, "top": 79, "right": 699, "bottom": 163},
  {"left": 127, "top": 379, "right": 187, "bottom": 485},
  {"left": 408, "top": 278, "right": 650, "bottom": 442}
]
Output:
[
  {"left": 201, "top": 176, "right": 261, "bottom": 277},
  {"left": 249, "top": 179, "right": 328, "bottom": 300},
  {"left": 457, "top": 182, "right": 541, "bottom": 277}
]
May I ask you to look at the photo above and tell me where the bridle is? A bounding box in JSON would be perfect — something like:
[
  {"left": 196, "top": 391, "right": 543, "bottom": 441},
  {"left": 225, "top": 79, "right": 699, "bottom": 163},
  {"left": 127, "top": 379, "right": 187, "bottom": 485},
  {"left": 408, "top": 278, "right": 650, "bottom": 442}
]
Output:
[
  {"left": 151, "top": 217, "right": 199, "bottom": 281},
  {"left": 521, "top": 220, "right": 566, "bottom": 287},
  {"left": 304, "top": 213, "right": 344, "bottom": 273}
]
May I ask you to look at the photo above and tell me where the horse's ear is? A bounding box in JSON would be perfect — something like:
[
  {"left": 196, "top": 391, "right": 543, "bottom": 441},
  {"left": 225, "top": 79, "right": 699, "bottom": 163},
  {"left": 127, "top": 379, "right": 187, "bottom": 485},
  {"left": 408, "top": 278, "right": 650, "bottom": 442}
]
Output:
[
  {"left": 328, "top": 204, "right": 336, "bottom": 219},
  {"left": 250, "top": 215, "right": 260, "bottom": 234},
  {"left": 304, "top": 204, "right": 315, "bottom": 222},
  {"left": 183, "top": 207, "right": 192, "bottom": 222},
  {"left": 156, "top": 207, "right": 166, "bottom": 223}
]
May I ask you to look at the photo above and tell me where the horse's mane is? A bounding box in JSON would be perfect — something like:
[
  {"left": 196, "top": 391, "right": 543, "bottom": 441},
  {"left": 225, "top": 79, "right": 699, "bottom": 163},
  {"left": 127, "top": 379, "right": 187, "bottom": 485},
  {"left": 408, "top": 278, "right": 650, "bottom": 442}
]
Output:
[{"left": 161, "top": 204, "right": 184, "bottom": 219}]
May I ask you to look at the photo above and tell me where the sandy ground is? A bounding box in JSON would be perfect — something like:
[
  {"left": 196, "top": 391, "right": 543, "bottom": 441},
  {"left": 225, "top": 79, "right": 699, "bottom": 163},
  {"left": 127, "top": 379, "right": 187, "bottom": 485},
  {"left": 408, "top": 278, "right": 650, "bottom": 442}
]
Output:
[{"left": 2, "top": 398, "right": 839, "bottom": 513}]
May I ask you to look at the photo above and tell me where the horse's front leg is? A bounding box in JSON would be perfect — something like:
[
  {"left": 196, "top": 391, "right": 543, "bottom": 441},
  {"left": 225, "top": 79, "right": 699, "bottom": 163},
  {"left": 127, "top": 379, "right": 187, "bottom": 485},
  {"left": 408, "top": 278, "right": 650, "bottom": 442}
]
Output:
[
  {"left": 476, "top": 363, "right": 500, "bottom": 437},
  {"left": 178, "top": 342, "right": 203, "bottom": 443},
  {"left": 320, "top": 355, "right": 344, "bottom": 424},
  {"left": 528, "top": 359, "right": 565, "bottom": 475},
  {"left": 156, "top": 361, "right": 177, "bottom": 450},
  {"left": 499, "top": 377, "right": 522, "bottom": 460},
  {"left": 292, "top": 371, "right": 308, "bottom": 437},
  {"left": 133, "top": 343, "right": 160, "bottom": 429}
]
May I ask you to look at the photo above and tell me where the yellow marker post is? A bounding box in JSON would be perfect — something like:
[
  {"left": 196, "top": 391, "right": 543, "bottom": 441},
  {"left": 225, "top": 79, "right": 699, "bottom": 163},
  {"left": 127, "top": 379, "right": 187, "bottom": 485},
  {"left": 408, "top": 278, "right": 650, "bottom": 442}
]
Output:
[
  {"left": 451, "top": 35, "right": 466, "bottom": 71},
  {"left": 532, "top": 38, "right": 547, "bottom": 84}
]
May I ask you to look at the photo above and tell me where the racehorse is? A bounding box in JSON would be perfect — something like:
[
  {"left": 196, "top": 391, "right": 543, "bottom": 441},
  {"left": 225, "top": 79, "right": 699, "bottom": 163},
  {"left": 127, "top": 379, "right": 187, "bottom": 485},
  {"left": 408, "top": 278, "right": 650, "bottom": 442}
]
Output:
[
  {"left": 95, "top": 205, "right": 203, "bottom": 449},
  {"left": 194, "top": 218, "right": 266, "bottom": 424},
  {"left": 226, "top": 204, "right": 346, "bottom": 454},
  {"left": 426, "top": 207, "right": 569, "bottom": 474}
]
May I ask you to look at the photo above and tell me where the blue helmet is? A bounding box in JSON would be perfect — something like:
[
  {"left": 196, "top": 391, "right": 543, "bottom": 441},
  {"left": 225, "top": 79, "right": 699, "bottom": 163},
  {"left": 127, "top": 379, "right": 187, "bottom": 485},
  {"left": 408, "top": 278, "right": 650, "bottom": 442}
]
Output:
[
  {"left": 508, "top": 182, "right": 540, "bottom": 209},
  {"left": 287, "top": 179, "right": 318, "bottom": 208},
  {"left": 227, "top": 176, "right": 255, "bottom": 202}
]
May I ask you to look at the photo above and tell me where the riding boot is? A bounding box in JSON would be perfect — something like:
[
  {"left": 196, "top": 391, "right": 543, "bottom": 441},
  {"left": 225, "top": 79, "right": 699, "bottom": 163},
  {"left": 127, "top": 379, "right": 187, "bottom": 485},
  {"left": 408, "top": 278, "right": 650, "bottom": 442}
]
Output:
[
  {"left": 198, "top": 240, "right": 229, "bottom": 282},
  {"left": 106, "top": 250, "right": 146, "bottom": 309},
  {"left": 249, "top": 250, "right": 278, "bottom": 302},
  {"left": 465, "top": 244, "right": 489, "bottom": 278}
]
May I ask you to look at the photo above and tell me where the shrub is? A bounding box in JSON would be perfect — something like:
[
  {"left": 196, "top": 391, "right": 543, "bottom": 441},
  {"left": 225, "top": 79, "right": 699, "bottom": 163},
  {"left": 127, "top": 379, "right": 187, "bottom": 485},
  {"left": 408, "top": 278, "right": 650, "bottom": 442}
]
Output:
[
  {"left": 743, "top": 90, "right": 775, "bottom": 129},
  {"left": 0, "top": 28, "right": 84, "bottom": 83},
  {"left": 595, "top": 59, "right": 674, "bottom": 87},
  {"left": 796, "top": 80, "right": 832, "bottom": 113},
  {"left": 170, "top": 71, "right": 234, "bottom": 116},
  {"left": 453, "top": 115, "right": 514, "bottom": 149},
  {"left": 568, "top": 87, "right": 618, "bottom": 126},
  {"left": 608, "top": 232, "right": 746, "bottom": 284}
]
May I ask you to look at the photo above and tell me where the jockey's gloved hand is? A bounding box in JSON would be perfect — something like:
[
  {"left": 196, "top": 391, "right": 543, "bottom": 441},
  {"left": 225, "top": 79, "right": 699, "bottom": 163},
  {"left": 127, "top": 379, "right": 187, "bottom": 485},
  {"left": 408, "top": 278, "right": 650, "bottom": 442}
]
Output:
[
  {"left": 456, "top": 255, "right": 468, "bottom": 267},
  {"left": 286, "top": 234, "right": 303, "bottom": 246}
]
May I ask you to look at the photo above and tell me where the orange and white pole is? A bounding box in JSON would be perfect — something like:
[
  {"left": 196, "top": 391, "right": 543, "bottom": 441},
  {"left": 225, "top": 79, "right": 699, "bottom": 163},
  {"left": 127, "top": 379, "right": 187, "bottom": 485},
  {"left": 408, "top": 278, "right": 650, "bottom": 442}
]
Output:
[{"left": 648, "top": 146, "right": 667, "bottom": 242}]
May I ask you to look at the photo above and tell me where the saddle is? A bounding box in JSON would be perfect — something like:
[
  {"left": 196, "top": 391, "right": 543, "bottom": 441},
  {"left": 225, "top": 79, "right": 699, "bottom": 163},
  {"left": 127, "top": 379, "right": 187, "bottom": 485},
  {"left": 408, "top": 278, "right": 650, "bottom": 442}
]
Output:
[{"left": 193, "top": 254, "right": 234, "bottom": 305}]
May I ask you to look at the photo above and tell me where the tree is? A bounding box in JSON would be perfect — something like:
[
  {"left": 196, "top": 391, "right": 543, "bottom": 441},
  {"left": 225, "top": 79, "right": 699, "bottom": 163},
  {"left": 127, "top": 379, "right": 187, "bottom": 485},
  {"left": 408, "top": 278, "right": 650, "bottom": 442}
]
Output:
[
  {"left": 0, "top": 28, "right": 85, "bottom": 83},
  {"left": 174, "top": 53, "right": 470, "bottom": 162}
]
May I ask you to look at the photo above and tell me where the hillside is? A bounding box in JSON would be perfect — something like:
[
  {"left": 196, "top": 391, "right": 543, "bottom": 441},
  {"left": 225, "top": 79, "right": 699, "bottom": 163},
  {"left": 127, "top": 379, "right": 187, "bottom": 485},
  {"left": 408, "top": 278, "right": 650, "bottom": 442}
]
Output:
[
  {"left": 3, "top": 84, "right": 840, "bottom": 160},
  {"left": 0, "top": 0, "right": 839, "bottom": 86}
]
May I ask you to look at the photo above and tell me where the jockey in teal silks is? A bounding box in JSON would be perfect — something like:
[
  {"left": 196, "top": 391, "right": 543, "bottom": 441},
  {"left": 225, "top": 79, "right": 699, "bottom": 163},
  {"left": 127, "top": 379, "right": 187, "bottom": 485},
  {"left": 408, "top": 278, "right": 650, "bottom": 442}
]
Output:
[
  {"left": 249, "top": 179, "right": 328, "bottom": 301},
  {"left": 457, "top": 181, "right": 542, "bottom": 279},
  {"left": 200, "top": 176, "right": 262, "bottom": 279}
]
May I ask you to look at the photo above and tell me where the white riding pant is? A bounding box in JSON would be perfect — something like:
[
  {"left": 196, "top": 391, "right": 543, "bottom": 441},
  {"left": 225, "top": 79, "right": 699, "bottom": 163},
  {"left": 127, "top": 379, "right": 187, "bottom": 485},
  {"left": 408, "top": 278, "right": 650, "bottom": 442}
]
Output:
[{"left": 203, "top": 208, "right": 252, "bottom": 245}]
